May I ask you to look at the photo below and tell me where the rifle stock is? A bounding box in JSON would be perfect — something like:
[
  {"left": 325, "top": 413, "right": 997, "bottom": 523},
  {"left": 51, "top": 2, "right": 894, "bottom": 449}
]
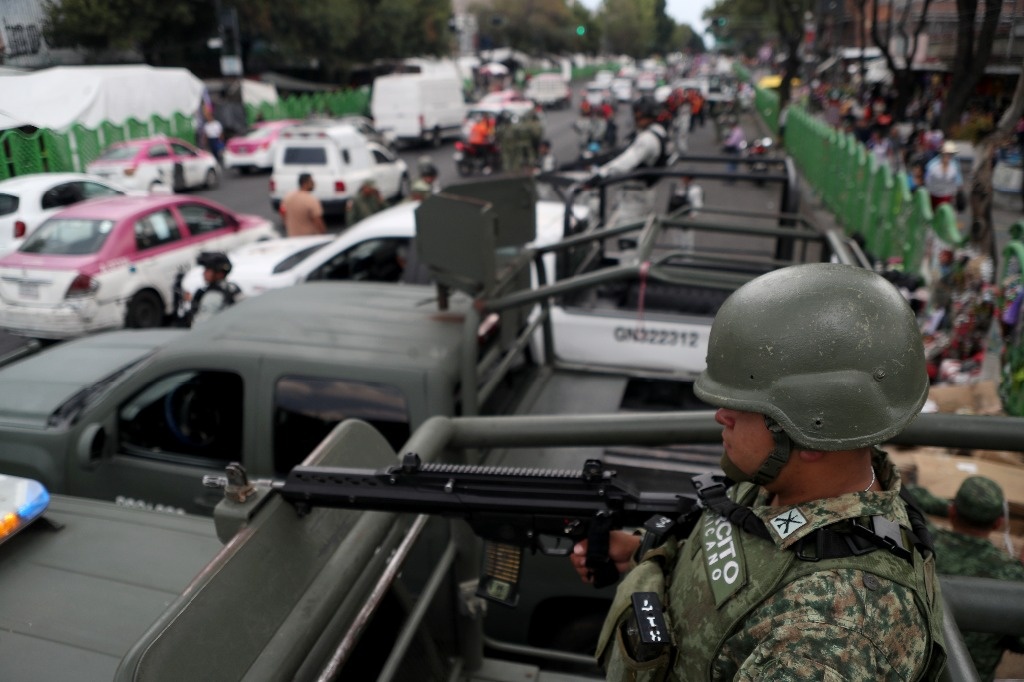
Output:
[{"left": 275, "top": 453, "right": 698, "bottom": 605}]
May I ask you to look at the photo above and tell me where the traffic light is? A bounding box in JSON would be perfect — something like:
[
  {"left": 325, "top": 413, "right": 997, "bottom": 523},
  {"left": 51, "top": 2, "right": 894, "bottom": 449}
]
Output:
[
  {"left": 576, "top": 25, "right": 586, "bottom": 36},
  {"left": 716, "top": 16, "right": 728, "bottom": 27}
]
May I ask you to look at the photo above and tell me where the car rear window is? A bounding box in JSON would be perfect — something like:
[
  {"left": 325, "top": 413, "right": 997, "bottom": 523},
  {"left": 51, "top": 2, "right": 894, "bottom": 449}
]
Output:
[
  {"left": 282, "top": 147, "right": 328, "bottom": 165},
  {"left": 20, "top": 218, "right": 114, "bottom": 255},
  {"left": 0, "top": 194, "right": 17, "bottom": 217}
]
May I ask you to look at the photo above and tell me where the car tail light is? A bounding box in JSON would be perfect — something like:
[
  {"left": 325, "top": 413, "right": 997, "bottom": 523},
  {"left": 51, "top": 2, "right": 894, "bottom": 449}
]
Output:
[
  {"left": 124, "top": 165, "right": 137, "bottom": 176},
  {"left": 334, "top": 181, "right": 346, "bottom": 193},
  {"left": 14, "top": 221, "right": 26, "bottom": 239},
  {"left": 269, "top": 179, "right": 276, "bottom": 192},
  {"left": 454, "top": 141, "right": 465, "bottom": 151},
  {"left": 66, "top": 273, "right": 99, "bottom": 298}
]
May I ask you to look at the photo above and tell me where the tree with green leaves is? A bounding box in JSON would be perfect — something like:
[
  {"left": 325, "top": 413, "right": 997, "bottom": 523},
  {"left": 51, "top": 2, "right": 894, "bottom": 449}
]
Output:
[
  {"left": 702, "top": 0, "right": 775, "bottom": 58},
  {"left": 940, "top": 0, "right": 1003, "bottom": 134},
  {"left": 42, "top": 0, "right": 216, "bottom": 67},
  {"left": 704, "top": 0, "right": 812, "bottom": 109},
  {"left": 601, "top": 0, "right": 656, "bottom": 58},
  {"left": 43, "top": 0, "right": 452, "bottom": 83},
  {"left": 470, "top": 0, "right": 601, "bottom": 56}
]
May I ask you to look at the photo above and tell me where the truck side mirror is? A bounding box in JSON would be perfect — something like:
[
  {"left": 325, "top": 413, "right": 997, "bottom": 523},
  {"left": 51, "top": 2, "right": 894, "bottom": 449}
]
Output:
[{"left": 76, "top": 424, "right": 107, "bottom": 469}]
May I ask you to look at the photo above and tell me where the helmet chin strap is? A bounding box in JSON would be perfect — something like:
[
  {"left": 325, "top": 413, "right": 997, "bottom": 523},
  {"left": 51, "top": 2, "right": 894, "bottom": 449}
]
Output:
[{"left": 719, "top": 415, "right": 793, "bottom": 486}]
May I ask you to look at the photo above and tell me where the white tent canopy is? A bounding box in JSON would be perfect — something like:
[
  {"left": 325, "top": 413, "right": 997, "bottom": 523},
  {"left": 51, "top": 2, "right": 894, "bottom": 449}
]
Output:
[{"left": 0, "top": 64, "right": 205, "bottom": 132}]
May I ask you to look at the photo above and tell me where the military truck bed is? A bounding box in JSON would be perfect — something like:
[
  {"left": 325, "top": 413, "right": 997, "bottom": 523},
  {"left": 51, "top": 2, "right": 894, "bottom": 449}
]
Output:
[{"left": 0, "top": 496, "right": 221, "bottom": 679}]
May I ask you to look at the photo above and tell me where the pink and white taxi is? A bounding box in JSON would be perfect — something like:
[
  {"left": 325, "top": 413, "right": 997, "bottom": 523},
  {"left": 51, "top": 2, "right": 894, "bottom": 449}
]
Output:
[
  {"left": 0, "top": 194, "right": 276, "bottom": 339},
  {"left": 86, "top": 137, "right": 220, "bottom": 193},
  {"left": 223, "top": 119, "right": 300, "bottom": 173}
]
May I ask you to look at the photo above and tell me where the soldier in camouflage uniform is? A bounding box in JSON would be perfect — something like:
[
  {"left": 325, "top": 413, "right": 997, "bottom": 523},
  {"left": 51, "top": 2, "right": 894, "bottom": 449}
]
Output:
[
  {"left": 346, "top": 179, "right": 386, "bottom": 225},
  {"left": 909, "top": 477, "right": 1024, "bottom": 681},
  {"left": 571, "top": 263, "right": 947, "bottom": 680}
]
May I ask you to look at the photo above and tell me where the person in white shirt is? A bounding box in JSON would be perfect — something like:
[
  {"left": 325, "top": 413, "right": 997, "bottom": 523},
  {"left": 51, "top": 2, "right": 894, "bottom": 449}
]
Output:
[
  {"left": 925, "top": 140, "right": 964, "bottom": 211},
  {"left": 202, "top": 109, "right": 225, "bottom": 165}
]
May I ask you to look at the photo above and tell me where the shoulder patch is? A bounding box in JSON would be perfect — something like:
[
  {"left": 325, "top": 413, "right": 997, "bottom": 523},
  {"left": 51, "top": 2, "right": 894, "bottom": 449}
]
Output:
[{"left": 769, "top": 508, "right": 808, "bottom": 539}]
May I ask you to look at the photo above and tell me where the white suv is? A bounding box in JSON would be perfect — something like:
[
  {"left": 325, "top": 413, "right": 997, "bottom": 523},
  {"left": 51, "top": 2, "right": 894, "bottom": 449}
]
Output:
[{"left": 269, "top": 121, "right": 409, "bottom": 220}]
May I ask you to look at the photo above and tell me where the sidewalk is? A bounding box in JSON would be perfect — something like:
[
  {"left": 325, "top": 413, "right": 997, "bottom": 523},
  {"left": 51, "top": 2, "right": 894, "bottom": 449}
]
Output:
[{"left": 746, "top": 106, "right": 1011, "bottom": 386}]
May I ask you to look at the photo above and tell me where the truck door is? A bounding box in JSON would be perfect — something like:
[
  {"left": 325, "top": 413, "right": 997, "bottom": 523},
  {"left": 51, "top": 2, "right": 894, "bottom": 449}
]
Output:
[{"left": 70, "top": 355, "right": 263, "bottom": 515}]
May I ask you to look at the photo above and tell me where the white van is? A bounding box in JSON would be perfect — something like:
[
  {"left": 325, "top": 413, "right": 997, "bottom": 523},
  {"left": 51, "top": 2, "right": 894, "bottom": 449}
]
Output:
[
  {"left": 370, "top": 73, "right": 466, "bottom": 147},
  {"left": 525, "top": 73, "right": 571, "bottom": 109},
  {"left": 269, "top": 120, "right": 409, "bottom": 219}
]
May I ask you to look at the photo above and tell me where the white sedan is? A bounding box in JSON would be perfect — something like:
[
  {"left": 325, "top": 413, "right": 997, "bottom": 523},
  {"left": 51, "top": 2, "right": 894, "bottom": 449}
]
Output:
[
  {"left": 181, "top": 199, "right": 580, "bottom": 298},
  {"left": 0, "top": 172, "right": 137, "bottom": 257}
]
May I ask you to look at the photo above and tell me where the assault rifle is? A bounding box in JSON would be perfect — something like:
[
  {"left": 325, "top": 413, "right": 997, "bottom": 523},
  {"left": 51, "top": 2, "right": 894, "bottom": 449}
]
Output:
[{"left": 273, "top": 453, "right": 700, "bottom": 606}]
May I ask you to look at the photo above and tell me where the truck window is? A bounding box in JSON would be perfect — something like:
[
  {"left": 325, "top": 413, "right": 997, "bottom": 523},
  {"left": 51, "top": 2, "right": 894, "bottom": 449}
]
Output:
[
  {"left": 283, "top": 147, "right": 328, "bottom": 165},
  {"left": 118, "top": 370, "right": 243, "bottom": 465},
  {"left": 273, "top": 376, "right": 410, "bottom": 474}
]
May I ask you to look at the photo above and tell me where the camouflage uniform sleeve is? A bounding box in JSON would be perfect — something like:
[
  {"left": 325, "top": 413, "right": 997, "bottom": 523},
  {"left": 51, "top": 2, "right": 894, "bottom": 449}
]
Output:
[
  {"left": 723, "top": 569, "right": 931, "bottom": 681},
  {"left": 905, "top": 484, "right": 950, "bottom": 517}
]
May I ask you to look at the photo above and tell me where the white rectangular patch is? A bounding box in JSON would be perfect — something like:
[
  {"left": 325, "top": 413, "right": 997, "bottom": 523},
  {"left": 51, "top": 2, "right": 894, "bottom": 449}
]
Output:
[{"left": 769, "top": 508, "right": 808, "bottom": 539}]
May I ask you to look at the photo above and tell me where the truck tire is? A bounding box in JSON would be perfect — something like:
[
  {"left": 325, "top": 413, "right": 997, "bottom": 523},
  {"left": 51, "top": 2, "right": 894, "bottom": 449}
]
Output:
[{"left": 125, "top": 290, "right": 164, "bottom": 329}]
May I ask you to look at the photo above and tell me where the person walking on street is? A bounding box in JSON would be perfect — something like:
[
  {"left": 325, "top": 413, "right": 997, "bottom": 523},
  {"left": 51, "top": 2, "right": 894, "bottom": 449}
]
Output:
[
  {"left": 571, "top": 263, "right": 947, "bottom": 681},
  {"left": 909, "top": 476, "right": 1024, "bottom": 681},
  {"left": 925, "top": 140, "right": 964, "bottom": 211},
  {"left": 723, "top": 117, "right": 746, "bottom": 175},
  {"left": 281, "top": 173, "right": 326, "bottom": 237},
  {"left": 202, "top": 108, "right": 225, "bottom": 166}
]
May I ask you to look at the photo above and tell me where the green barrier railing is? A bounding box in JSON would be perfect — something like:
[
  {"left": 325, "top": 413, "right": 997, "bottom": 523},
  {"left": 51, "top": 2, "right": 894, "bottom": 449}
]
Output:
[
  {"left": 1, "top": 88, "right": 369, "bottom": 179},
  {"left": 781, "top": 103, "right": 972, "bottom": 273},
  {"left": 999, "top": 237, "right": 1024, "bottom": 416},
  {"left": 763, "top": 81, "right": 1023, "bottom": 411}
]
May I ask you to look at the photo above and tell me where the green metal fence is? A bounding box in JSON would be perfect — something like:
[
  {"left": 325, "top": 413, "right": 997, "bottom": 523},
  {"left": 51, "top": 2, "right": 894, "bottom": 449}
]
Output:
[
  {"left": 999, "top": 230, "right": 1024, "bottom": 416},
  {"left": 0, "top": 89, "right": 370, "bottom": 180},
  {"left": 753, "top": 83, "right": 1024, "bottom": 416},
  {"left": 781, "top": 103, "right": 975, "bottom": 273}
]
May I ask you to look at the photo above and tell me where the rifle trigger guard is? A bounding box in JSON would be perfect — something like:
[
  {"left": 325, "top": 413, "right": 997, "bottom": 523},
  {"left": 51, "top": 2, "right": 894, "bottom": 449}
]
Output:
[{"left": 586, "top": 511, "right": 619, "bottom": 589}]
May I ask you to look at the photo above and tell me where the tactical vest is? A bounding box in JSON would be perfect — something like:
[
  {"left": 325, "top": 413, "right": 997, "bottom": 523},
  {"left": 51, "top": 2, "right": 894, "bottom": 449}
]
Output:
[
  {"left": 597, "top": 482, "right": 946, "bottom": 681},
  {"left": 190, "top": 281, "right": 240, "bottom": 326},
  {"left": 641, "top": 125, "right": 669, "bottom": 188}
]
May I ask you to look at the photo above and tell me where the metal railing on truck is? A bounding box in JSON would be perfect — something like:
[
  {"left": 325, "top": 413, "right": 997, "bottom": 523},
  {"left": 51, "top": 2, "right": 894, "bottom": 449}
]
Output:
[
  {"left": 117, "top": 410, "right": 1024, "bottom": 682},
  {"left": 419, "top": 175, "right": 868, "bottom": 416}
]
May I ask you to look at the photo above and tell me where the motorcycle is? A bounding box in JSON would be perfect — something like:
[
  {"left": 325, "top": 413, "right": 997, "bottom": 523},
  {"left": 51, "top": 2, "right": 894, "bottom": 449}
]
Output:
[
  {"left": 747, "top": 136, "right": 773, "bottom": 183},
  {"left": 453, "top": 140, "right": 499, "bottom": 176}
]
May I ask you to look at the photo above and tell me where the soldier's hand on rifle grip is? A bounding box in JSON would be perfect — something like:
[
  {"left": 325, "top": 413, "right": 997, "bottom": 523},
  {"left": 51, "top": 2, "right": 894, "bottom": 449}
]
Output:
[{"left": 571, "top": 531, "right": 642, "bottom": 585}]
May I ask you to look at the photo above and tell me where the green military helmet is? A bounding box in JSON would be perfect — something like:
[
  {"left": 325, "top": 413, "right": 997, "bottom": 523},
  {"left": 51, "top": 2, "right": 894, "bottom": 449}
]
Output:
[{"left": 694, "top": 263, "right": 928, "bottom": 450}]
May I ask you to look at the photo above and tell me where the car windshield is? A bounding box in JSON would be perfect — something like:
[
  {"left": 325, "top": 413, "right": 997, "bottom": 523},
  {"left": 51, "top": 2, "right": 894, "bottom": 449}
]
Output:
[
  {"left": 97, "top": 144, "right": 143, "bottom": 161},
  {"left": 20, "top": 217, "right": 115, "bottom": 255},
  {"left": 272, "top": 242, "right": 332, "bottom": 274}
]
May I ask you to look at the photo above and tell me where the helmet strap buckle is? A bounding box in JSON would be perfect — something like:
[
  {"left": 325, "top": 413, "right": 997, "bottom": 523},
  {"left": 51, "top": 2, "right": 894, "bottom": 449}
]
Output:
[{"left": 750, "top": 416, "right": 792, "bottom": 487}]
